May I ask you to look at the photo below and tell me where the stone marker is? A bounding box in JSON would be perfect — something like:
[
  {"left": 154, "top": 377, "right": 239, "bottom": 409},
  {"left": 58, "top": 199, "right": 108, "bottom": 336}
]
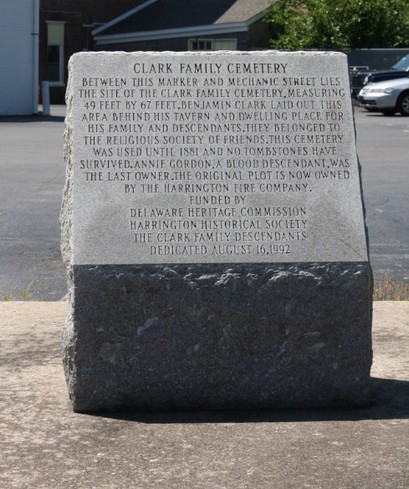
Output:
[{"left": 62, "top": 51, "right": 372, "bottom": 412}]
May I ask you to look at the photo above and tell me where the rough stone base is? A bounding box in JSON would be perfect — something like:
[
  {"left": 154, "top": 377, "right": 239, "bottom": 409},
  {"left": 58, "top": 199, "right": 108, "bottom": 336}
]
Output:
[{"left": 63, "top": 262, "right": 372, "bottom": 412}]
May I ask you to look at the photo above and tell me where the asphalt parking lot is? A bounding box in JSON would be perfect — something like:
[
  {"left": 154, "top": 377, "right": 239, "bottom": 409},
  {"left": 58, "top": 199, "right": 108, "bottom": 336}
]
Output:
[
  {"left": 0, "top": 107, "right": 66, "bottom": 300},
  {"left": 354, "top": 106, "right": 409, "bottom": 283},
  {"left": 0, "top": 104, "right": 408, "bottom": 300}
]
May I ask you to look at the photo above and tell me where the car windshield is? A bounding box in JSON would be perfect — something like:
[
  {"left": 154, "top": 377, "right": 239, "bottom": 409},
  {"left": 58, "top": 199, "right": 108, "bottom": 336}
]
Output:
[{"left": 392, "top": 55, "right": 409, "bottom": 71}]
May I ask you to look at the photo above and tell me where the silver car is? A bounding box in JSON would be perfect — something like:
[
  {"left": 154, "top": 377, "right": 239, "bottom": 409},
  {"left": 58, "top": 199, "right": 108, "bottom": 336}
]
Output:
[{"left": 358, "top": 77, "right": 409, "bottom": 115}]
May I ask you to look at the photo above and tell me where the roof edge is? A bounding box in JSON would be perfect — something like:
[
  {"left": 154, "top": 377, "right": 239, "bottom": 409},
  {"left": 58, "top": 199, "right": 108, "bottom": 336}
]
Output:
[
  {"left": 94, "top": 22, "right": 249, "bottom": 45},
  {"left": 92, "top": 0, "right": 158, "bottom": 36},
  {"left": 244, "top": 8, "right": 270, "bottom": 27}
]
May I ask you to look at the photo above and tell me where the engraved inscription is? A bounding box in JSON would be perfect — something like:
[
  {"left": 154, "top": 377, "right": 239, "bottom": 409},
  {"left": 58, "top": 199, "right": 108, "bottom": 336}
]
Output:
[{"left": 70, "top": 52, "right": 368, "bottom": 264}]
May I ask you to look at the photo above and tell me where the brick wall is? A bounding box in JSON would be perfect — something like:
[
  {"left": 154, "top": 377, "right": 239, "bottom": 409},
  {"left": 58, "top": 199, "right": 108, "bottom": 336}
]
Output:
[
  {"left": 40, "top": 0, "right": 142, "bottom": 102},
  {"left": 39, "top": 0, "right": 272, "bottom": 103}
]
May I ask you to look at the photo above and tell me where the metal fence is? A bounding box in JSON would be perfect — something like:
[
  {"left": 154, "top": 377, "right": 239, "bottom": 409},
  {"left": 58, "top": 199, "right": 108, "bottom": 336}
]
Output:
[{"left": 346, "top": 48, "right": 409, "bottom": 71}]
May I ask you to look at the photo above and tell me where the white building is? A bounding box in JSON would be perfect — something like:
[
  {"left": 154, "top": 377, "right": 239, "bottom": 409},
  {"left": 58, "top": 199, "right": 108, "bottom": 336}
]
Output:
[{"left": 0, "top": 0, "right": 39, "bottom": 115}]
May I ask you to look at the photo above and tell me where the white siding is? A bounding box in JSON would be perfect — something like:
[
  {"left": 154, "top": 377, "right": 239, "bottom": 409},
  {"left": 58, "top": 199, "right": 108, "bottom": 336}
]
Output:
[{"left": 0, "top": 0, "right": 38, "bottom": 115}]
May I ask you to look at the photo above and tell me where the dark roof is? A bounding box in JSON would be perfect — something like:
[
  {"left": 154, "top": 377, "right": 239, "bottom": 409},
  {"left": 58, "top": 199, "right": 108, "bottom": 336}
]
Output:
[{"left": 95, "top": 0, "right": 270, "bottom": 36}]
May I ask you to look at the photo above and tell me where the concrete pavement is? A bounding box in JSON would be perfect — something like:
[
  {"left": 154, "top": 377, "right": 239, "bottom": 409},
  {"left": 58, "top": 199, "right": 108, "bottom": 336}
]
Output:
[{"left": 0, "top": 301, "right": 408, "bottom": 488}]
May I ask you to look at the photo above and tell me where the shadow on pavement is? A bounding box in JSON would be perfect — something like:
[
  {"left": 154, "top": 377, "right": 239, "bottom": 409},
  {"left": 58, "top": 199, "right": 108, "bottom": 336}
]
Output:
[
  {"left": 95, "top": 377, "right": 409, "bottom": 424},
  {"left": 0, "top": 114, "right": 65, "bottom": 123}
]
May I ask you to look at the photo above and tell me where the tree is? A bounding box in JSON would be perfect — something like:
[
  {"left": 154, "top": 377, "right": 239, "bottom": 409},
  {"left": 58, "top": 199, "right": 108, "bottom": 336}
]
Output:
[{"left": 265, "top": 0, "right": 409, "bottom": 50}]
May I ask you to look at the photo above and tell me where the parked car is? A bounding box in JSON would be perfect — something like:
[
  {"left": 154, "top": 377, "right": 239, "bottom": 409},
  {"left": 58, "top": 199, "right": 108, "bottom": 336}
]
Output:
[
  {"left": 358, "top": 77, "right": 409, "bottom": 115},
  {"left": 351, "top": 54, "right": 409, "bottom": 98}
]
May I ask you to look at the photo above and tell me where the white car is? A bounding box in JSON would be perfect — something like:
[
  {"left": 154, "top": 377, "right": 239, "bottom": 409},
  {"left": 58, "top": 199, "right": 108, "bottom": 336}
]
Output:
[{"left": 358, "top": 77, "right": 409, "bottom": 115}]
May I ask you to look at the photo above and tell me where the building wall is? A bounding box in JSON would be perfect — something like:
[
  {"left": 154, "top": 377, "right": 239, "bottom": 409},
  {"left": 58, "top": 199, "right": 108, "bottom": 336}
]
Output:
[
  {"left": 0, "top": 0, "right": 38, "bottom": 115},
  {"left": 248, "top": 19, "right": 272, "bottom": 50},
  {"left": 38, "top": 2, "right": 273, "bottom": 103},
  {"left": 97, "top": 32, "right": 251, "bottom": 53},
  {"left": 39, "top": 0, "right": 141, "bottom": 102}
]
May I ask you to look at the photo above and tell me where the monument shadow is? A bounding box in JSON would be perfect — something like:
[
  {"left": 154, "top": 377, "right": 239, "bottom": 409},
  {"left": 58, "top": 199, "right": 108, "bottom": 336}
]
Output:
[{"left": 95, "top": 377, "right": 409, "bottom": 424}]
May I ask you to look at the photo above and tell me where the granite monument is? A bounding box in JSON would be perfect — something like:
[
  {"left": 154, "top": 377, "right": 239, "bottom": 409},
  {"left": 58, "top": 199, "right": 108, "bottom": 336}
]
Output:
[{"left": 62, "top": 51, "right": 372, "bottom": 412}]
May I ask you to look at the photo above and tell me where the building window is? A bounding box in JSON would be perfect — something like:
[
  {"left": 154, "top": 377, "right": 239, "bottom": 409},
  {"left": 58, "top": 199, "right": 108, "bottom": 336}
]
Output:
[
  {"left": 189, "top": 39, "right": 237, "bottom": 51},
  {"left": 190, "top": 39, "right": 212, "bottom": 51},
  {"left": 47, "top": 45, "right": 62, "bottom": 82},
  {"left": 46, "top": 21, "right": 65, "bottom": 84}
]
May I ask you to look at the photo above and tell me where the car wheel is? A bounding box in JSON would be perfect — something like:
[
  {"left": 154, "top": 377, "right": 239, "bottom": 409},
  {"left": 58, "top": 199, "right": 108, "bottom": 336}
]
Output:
[{"left": 397, "top": 91, "right": 409, "bottom": 116}]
